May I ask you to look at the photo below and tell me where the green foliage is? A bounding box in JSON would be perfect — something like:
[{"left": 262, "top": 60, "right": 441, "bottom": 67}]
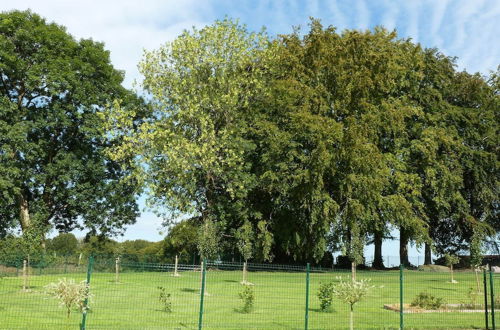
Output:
[
  {"left": 157, "top": 286, "right": 172, "bottom": 313},
  {"left": 162, "top": 219, "right": 199, "bottom": 263},
  {"left": 238, "top": 284, "right": 255, "bottom": 313},
  {"left": 469, "top": 231, "right": 483, "bottom": 269},
  {"left": 411, "top": 292, "right": 445, "bottom": 310},
  {"left": 102, "top": 16, "right": 498, "bottom": 264},
  {"left": 235, "top": 220, "right": 254, "bottom": 261},
  {"left": 317, "top": 281, "right": 335, "bottom": 312},
  {"left": 0, "top": 10, "right": 141, "bottom": 241},
  {"left": 332, "top": 277, "right": 374, "bottom": 311},
  {"left": 197, "top": 219, "right": 220, "bottom": 260},
  {"left": 444, "top": 254, "right": 460, "bottom": 267},
  {"left": 45, "top": 278, "right": 91, "bottom": 318},
  {"left": 80, "top": 236, "right": 119, "bottom": 256},
  {"left": 47, "top": 233, "right": 78, "bottom": 255}
]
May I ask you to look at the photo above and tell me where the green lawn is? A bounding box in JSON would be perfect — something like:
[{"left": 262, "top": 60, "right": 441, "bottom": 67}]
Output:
[{"left": 0, "top": 267, "right": 498, "bottom": 329}]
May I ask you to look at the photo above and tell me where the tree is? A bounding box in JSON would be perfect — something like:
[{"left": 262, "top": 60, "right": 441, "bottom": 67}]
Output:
[
  {"left": 47, "top": 233, "right": 78, "bottom": 255},
  {"left": 162, "top": 219, "right": 199, "bottom": 264},
  {"left": 197, "top": 218, "right": 220, "bottom": 261},
  {"left": 444, "top": 254, "right": 460, "bottom": 283},
  {"left": 333, "top": 277, "right": 374, "bottom": 330},
  {"left": 0, "top": 10, "right": 142, "bottom": 244},
  {"left": 107, "top": 19, "right": 275, "bottom": 259},
  {"left": 469, "top": 230, "right": 483, "bottom": 291},
  {"left": 235, "top": 220, "right": 254, "bottom": 284}
]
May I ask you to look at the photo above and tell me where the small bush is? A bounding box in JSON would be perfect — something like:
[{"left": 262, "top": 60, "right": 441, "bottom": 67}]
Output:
[
  {"left": 411, "top": 292, "right": 444, "bottom": 310},
  {"left": 158, "top": 286, "right": 172, "bottom": 312},
  {"left": 239, "top": 284, "right": 254, "bottom": 313},
  {"left": 317, "top": 281, "right": 335, "bottom": 312},
  {"left": 45, "top": 278, "right": 91, "bottom": 318}
]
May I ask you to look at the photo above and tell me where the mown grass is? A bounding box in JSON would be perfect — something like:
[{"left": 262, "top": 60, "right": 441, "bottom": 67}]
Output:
[{"left": 0, "top": 267, "right": 498, "bottom": 329}]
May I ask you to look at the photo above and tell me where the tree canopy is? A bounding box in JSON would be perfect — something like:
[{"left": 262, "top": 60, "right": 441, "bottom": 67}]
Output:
[
  {"left": 0, "top": 10, "right": 144, "bottom": 244},
  {"left": 3, "top": 11, "right": 496, "bottom": 266}
]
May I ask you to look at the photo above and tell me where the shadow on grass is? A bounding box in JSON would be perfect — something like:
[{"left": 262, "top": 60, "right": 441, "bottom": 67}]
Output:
[
  {"left": 224, "top": 280, "right": 239, "bottom": 283},
  {"left": 309, "top": 307, "right": 336, "bottom": 313},
  {"left": 17, "top": 285, "right": 42, "bottom": 290},
  {"left": 429, "top": 287, "right": 458, "bottom": 291},
  {"left": 233, "top": 307, "right": 254, "bottom": 314},
  {"left": 180, "top": 288, "right": 198, "bottom": 293}
]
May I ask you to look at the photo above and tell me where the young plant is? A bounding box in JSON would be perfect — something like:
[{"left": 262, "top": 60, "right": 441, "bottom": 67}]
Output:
[
  {"left": 238, "top": 284, "right": 255, "bottom": 313},
  {"left": 45, "top": 278, "right": 91, "bottom": 318},
  {"left": 317, "top": 281, "right": 335, "bottom": 312},
  {"left": 465, "top": 287, "right": 481, "bottom": 309},
  {"left": 158, "top": 286, "right": 172, "bottom": 312},
  {"left": 333, "top": 277, "right": 374, "bottom": 330},
  {"left": 444, "top": 254, "right": 460, "bottom": 283},
  {"left": 470, "top": 231, "right": 483, "bottom": 291},
  {"left": 235, "top": 220, "right": 254, "bottom": 285},
  {"left": 410, "top": 292, "right": 444, "bottom": 310}
]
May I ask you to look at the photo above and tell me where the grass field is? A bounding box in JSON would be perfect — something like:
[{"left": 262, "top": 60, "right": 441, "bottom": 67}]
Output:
[{"left": 0, "top": 265, "right": 498, "bottom": 329}]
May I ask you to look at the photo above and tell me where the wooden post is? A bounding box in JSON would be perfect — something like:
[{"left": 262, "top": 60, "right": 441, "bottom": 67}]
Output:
[
  {"left": 22, "top": 259, "right": 27, "bottom": 291},
  {"left": 173, "top": 255, "right": 180, "bottom": 276},
  {"left": 115, "top": 256, "right": 120, "bottom": 283},
  {"left": 241, "top": 261, "right": 248, "bottom": 284}
]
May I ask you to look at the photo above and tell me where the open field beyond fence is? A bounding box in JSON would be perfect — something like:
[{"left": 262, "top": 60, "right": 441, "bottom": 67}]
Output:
[{"left": 0, "top": 259, "right": 498, "bottom": 329}]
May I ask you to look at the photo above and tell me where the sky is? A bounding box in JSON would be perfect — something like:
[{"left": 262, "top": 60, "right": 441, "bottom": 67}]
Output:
[{"left": 1, "top": 0, "right": 499, "bottom": 262}]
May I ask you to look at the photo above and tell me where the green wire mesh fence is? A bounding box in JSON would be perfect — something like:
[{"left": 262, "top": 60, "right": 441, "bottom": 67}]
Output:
[{"left": 0, "top": 254, "right": 498, "bottom": 329}]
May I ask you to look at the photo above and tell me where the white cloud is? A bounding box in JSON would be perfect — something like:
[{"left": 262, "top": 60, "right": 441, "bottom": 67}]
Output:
[{"left": 1, "top": 0, "right": 211, "bottom": 88}]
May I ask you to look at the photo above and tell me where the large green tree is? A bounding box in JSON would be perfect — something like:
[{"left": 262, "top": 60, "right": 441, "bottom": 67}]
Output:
[
  {"left": 0, "top": 10, "right": 141, "bottom": 244},
  {"left": 108, "top": 19, "right": 275, "bottom": 260}
]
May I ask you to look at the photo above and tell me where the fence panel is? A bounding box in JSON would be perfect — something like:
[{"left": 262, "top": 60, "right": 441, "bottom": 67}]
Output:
[
  {"left": 0, "top": 254, "right": 87, "bottom": 329},
  {"left": 402, "top": 268, "right": 485, "bottom": 329},
  {"left": 2, "top": 254, "right": 497, "bottom": 329},
  {"left": 85, "top": 257, "right": 200, "bottom": 329},
  {"left": 200, "top": 261, "right": 306, "bottom": 329},
  {"left": 492, "top": 270, "right": 498, "bottom": 329},
  {"left": 308, "top": 268, "right": 399, "bottom": 329}
]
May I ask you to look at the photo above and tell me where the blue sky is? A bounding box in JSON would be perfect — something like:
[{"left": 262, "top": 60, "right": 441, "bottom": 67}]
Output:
[{"left": 1, "top": 1, "right": 498, "bottom": 261}]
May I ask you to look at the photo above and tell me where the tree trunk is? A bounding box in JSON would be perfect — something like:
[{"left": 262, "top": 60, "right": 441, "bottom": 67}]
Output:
[
  {"left": 424, "top": 243, "right": 432, "bottom": 265},
  {"left": 18, "top": 193, "right": 31, "bottom": 232},
  {"left": 372, "top": 231, "right": 385, "bottom": 269},
  {"left": 399, "top": 228, "right": 410, "bottom": 267},
  {"left": 349, "top": 306, "right": 354, "bottom": 330}
]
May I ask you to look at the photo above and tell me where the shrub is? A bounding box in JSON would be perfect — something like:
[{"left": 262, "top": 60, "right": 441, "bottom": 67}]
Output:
[
  {"left": 411, "top": 292, "right": 444, "bottom": 310},
  {"left": 45, "top": 278, "right": 91, "bottom": 318},
  {"left": 317, "top": 281, "right": 335, "bottom": 312},
  {"left": 158, "top": 286, "right": 172, "bottom": 312},
  {"left": 239, "top": 284, "right": 254, "bottom": 313}
]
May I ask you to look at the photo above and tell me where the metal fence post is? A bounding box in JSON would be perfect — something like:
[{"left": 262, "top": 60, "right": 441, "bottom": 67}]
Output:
[
  {"left": 400, "top": 264, "right": 404, "bottom": 330},
  {"left": 81, "top": 255, "right": 94, "bottom": 330},
  {"left": 490, "top": 266, "right": 496, "bottom": 330},
  {"left": 485, "top": 269, "right": 490, "bottom": 330},
  {"left": 305, "top": 263, "right": 310, "bottom": 330},
  {"left": 198, "top": 259, "right": 207, "bottom": 330}
]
